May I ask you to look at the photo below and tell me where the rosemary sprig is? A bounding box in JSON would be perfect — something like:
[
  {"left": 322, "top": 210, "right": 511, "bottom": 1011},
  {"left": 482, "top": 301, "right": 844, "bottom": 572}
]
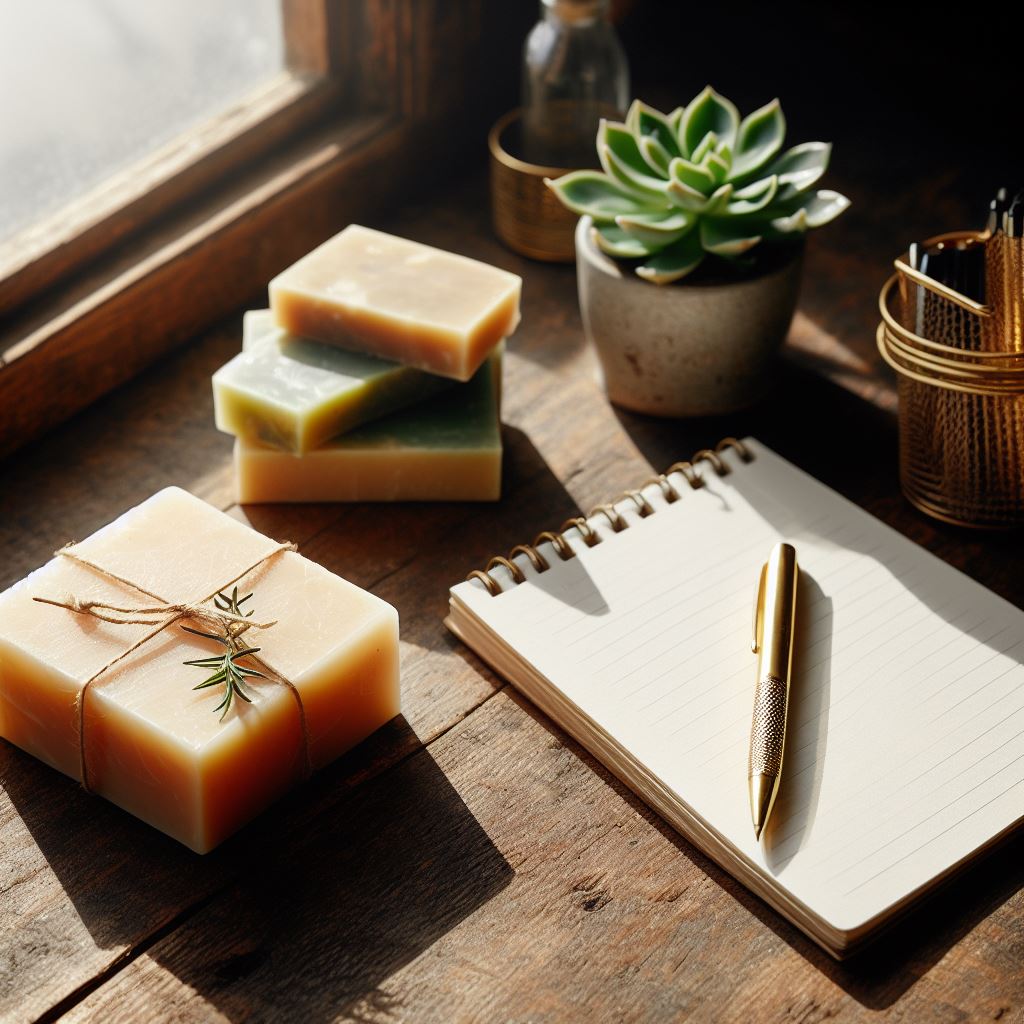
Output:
[{"left": 182, "top": 587, "right": 267, "bottom": 720}]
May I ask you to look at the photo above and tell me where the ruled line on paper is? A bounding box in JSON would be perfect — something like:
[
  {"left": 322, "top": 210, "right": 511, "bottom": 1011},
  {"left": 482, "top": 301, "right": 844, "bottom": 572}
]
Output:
[
  {"left": 666, "top": 583, "right": 948, "bottom": 750},
  {"left": 595, "top": 539, "right": 892, "bottom": 709},
  {"left": 640, "top": 552, "right": 914, "bottom": 725},
  {"left": 841, "top": 762, "right": 1024, "bottom": 897},
  {"left": 562, "top": 524, "right": 787, "bottom": 642},
  {"left": 730, "top": 608, "right": 996, "bottom": 788},
  {"left": 758, "top": 633, "right": 1024, "bottom": 858},
  {"left": 704, "top": 621, "right": 1014, "bottom": 797},
  {"left": 694, "top": 610, "right": 1008, "bottom": 780},
  {"left": 699, "top": 604, "right": 993, "bottom": 776},
  {"left": 803, "top": 693, "right": 1024, "bottom": 875}
]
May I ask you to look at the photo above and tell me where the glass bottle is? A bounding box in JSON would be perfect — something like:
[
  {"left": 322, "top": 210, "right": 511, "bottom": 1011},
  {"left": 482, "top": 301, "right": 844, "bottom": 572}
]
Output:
[{"left": 520, "top": 0, "right": 630, "bottom": 169}]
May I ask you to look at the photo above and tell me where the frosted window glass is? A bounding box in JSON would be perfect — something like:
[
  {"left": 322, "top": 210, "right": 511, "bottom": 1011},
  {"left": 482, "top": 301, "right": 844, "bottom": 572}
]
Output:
[{"left": 0, "top": 0, "right": 284, "bottom": 240}]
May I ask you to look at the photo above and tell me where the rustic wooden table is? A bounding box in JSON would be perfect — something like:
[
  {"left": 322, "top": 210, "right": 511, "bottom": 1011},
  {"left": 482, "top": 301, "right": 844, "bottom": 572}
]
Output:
[{"left": 1, "top": 174, "right": 1022, "bottom": 1023}]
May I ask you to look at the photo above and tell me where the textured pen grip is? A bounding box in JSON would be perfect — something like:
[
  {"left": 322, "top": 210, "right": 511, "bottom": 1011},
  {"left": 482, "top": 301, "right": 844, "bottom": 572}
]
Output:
[{"left": 748, "top": 674, "right": 788, "bottom": 777}]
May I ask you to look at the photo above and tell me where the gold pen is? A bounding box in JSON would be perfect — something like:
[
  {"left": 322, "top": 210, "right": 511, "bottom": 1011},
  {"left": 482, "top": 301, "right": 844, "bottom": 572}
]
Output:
[{"left": 749, "top": 542, "right": 799, "bottom": 841}]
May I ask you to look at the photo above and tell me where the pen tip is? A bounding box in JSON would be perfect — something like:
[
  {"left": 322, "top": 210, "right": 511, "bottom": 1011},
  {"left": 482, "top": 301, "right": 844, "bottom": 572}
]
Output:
[{"left": 753, "top": 823, "right": 763, "bottom": 841}]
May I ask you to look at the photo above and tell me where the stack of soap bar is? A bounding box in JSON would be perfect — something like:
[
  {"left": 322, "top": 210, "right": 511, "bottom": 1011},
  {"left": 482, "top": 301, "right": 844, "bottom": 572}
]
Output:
[
  {"left": 269, "top": 224, "right": 521, "bottom": 381},
  {"left": 235, "top": 348, "right": 503, "bottom": 502},
  {"left": 233, "top": 312, "right": 502, "bottom": 500},
  {"left": 0, "top": 487, "right": 400, "bottom": 853},
  {"left": 213, "top": 225, "right": 520, "bottom": 503}
]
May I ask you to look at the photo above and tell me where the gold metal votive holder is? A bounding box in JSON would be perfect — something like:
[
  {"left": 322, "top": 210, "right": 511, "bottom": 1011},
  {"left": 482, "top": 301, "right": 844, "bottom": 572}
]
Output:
[
  {"left": 488, "top": 108, "right": 578, "bottom": 263},
  {"left": 877, "top": 231, "right": 1024, "bottom": 528}
]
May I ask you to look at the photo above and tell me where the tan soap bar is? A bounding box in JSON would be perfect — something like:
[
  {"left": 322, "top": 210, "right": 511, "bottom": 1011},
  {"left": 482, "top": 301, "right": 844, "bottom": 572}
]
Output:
[
  {"left": 236, "top": 349, "right": 503, "bottom": 503},
  {"left": 0, "top": 488, "right": 399, "bottom": 853},
  {"left": 269, "top": 225, "right": 521, "bottom": 381}
]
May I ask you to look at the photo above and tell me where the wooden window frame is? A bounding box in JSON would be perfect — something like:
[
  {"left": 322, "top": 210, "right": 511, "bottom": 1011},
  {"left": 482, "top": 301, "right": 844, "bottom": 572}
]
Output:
[{"left": 0, "top": 0, "right": 522, "bottom": 459}]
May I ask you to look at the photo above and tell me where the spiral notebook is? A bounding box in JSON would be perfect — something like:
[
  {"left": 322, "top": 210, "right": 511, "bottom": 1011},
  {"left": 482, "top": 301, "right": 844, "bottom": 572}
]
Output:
[{"left": 445, "top": 437, "right": 1024, "bottom": 957}]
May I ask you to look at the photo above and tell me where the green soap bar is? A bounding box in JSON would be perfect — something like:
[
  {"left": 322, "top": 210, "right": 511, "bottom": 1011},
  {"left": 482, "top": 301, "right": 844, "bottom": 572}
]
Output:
[
  {"left": 241, "top": 308, "right": 276, "bottom": 348},
  {"left": 235, "top": 348, "right": 503, "bottom": 503},
  {"left": 213, "top": 311, "right": 452, "bottom": 453}
]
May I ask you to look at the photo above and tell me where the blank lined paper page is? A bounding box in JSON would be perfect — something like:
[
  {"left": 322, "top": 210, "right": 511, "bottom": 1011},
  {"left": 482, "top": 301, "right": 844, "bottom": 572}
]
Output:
[{"left": 451, "top": 438, "right": 1024, "bottom": 934}]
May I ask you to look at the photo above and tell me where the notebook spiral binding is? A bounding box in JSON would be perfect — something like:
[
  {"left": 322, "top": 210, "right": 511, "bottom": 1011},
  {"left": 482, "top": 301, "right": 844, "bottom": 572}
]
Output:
[{"left": 467, "top": 437, "right": 754, "bottom": 596}]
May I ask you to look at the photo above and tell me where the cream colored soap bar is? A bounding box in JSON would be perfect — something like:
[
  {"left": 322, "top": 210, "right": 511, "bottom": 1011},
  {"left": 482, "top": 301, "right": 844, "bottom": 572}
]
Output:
[
  {"left": 0, "top": 488, "right": 399, "bottom": 853},
  {"left": 213, "top": 313, "right": 450, "bottom": 452},
  {"left": 236, "top": 350, "right": 503, "bottom": 503},
  {"left": 269, "top": 225, "right": 521, "bottom": 382}
]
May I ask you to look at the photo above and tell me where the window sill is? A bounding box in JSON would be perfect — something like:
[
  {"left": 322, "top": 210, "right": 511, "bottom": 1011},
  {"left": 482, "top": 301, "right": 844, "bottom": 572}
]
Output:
[
  {"left": 0, "top": 72, "right": 339, "bottom": 319},
  {"left": 0, "top": 110, "right": 403, "bottom": 460}
]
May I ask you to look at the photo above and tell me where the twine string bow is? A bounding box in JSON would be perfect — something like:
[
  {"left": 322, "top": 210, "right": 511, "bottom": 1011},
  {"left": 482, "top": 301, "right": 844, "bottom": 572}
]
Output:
[{"left": 32, "top": 541, "right": 310, "bottom": 792}]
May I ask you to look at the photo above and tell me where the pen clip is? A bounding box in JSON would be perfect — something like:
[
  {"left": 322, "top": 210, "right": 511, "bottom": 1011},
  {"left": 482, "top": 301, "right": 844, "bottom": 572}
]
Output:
[{"left": 751, "top": 561, "right": 767, "bottom": 653}]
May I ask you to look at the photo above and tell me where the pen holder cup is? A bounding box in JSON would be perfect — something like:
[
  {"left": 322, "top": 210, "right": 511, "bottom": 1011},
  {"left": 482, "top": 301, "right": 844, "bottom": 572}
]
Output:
[
  {"left": 878, "top": 237, "right": 1024, "bottom": 528},
  {"left": 488, "top": 109, "right": 579, "bottom": 263}
]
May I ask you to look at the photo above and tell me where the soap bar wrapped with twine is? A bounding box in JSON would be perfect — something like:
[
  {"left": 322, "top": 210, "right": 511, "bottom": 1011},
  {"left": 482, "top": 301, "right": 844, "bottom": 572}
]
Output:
[
  {"left": 33, "top": 539, "right": 312, "bottom": 792},
  {"left": 0, "top": 487, "right": 400, "bottom": 853}
]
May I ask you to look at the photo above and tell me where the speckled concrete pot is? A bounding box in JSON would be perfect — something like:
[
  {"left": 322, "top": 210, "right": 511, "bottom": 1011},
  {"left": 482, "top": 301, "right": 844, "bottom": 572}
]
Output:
[{"left": 575, "top": 216, "right": 804, "bottom": 417}]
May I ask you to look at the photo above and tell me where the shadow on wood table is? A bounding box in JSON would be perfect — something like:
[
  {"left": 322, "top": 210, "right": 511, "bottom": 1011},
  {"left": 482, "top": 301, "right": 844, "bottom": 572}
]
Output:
[
  {"left": 147, "top": 738, "right": 513, "bottom": 1023},
  {"left": 7, "top": 716, "right": 511, "bottom": 1023},
  {"left": 502, "top": 681, "right": 1024, "bottom": 1011}
]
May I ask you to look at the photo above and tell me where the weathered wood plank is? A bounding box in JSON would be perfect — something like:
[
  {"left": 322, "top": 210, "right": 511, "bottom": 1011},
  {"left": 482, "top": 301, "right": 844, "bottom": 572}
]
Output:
[
  {"left": 0, "top": 321, "right": 238, "bottom": 590},
  {"left": 59, "top": 690, "right": 1024, "bottom": 1024}
]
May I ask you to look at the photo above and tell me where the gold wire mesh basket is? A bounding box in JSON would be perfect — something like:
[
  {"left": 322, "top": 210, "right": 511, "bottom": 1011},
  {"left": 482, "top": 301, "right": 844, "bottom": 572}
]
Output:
[{"left": 877, "top": 231, "right": 1024, "bottom": 528}]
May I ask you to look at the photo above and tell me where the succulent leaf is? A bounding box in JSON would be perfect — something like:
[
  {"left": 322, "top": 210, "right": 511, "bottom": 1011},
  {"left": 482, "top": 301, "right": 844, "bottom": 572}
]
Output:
[
  {"left": 732, "top": 98, "right": 786, "bottom": 180},
  {"left": 598, "top": 120, "right": 650, "bottom": 178},
  {"left": 615, "top": 209, "right": 695, "bottom": 248},
  {"left": 626, "top": 100, "right": 682, "bottom": 159},
  {"left": 668, "top": 106, "right": 685, "bottom": 137},
  {"left": 690, "top": 131, "right": 718, "bottom": 165},
  {"left": 801, "top": 189, "right": 850, "bottom": 226},
  {"left": 639, "top": 135, "right": 673, "bottom": 176},
  {"left": 668, "top": 156, "right": 716, "bottom": 193},
  {"left": 733, "top": 175, "right": 776, "bottom": 201},
  {"left": 703, "top": 184, "right": 734, "bottom": 215},
  {"left": 727, "top": 175, "right": 779, "bottom": 214},
  {"left": 545, "top": 89, "right": 849, "bottom": 283},
  {"left": 765, "top": 141, "right": 832, "bottom": 199},
  {"left": 544, "top": 171, "right": 650, "bottom": 218},
  {"left": 681, "top": 86, "right": 740, "bottom": 157},
  {"left": 770, "top": 208, "right": 808, "bottom": 233},
  {"left": 703, "top": 150, "right": 730, "bottom": 186},
  {"left": 592, "top": 223, "right": 651, "bottom": 259},
  {"left": 773, "top": 188, "right": 850, "bottom": 230},
  {"left": 636, "top": 230, "right": 705, "bottom": 284},
  {"left": 666, "top": 176, "right": 711, "bottom": 212},
  {"left": 700, "top": 218, "right": 763, "bottom": 255},
  {"left": 601, "top": 142, "right": 670, "bottom": 200}
]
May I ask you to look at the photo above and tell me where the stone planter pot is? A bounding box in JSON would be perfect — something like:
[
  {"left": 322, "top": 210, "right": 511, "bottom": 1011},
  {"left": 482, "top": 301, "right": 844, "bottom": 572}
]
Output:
[{"left": 575, "top": 215, "right": 804, "bottom": 417}]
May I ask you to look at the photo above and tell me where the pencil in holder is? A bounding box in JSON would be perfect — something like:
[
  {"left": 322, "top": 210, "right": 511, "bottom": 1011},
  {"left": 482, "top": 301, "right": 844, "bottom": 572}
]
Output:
[{"left": 878, "top": 231, "right": 1024, "bottom": 527}]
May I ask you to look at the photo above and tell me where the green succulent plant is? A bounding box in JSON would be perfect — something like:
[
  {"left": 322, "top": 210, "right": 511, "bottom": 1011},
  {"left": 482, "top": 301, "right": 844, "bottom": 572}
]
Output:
[{"left": 546, "top": 86, "right": 850, "bottom": 284}]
